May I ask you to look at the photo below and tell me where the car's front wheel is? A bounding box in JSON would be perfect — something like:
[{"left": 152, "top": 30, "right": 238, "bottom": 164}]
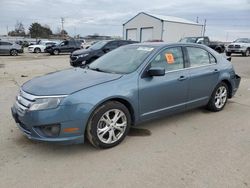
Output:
[
  {"left": 34, "top": 48, "right": 41, "bottom": 53},
  {"left": 53, "top": 49, "right": 60, "bottom": 55},
  {"left": 10, "top": 49, "right": 18, "bottom": 56},
  {"left": 86, "top": 101, "right": 131, "bottom": 148},
  {"left": 207, "top": 82, "right": 228, "bottom": 112}
]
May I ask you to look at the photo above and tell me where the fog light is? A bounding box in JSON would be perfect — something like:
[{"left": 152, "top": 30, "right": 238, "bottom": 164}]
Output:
[{"left": 40, "top": 124, "right": 60, "bottom": 137}]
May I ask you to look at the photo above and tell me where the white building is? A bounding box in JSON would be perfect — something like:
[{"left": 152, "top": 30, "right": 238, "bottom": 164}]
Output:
[{"left": 123, "top": 12, "right": 203, "bottom": 42}]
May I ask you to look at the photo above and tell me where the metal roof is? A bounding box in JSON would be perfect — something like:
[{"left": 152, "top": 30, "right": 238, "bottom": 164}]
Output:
[{"left": 124, "top": 12, "right": 202, "bottom": 26}]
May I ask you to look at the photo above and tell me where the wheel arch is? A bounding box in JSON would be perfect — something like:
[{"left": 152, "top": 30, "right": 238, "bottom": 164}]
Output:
[
  {"left": 221, "top": 79, "right": 233, "bottom": 98},
  {"left": 85, "top": 97, "right": 136, "bottom": 133}
]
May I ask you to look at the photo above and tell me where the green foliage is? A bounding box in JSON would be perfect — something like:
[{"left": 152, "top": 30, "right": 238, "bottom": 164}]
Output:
[{"left": 29, "top": 22, "right": 53, "bottom": 38}]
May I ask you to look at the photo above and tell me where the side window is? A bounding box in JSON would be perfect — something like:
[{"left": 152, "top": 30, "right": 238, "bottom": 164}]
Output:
[
  {"left": 1, "top": 42, "right": 12, "bottom": 46},
  {"left": 187, "top": 47, "right": 210, "bottom": 67},
  {"left": 61, "top": 41, "right": 69, "bottom": 46},
  {"left": 105, "top": 41, "right": 119, "bottom": 49},
  {"left": 150, "top": 47, "right": 184, "bottom": 71},
  {"left": 209, "top": 53, "right": 217, "bottom": 64}
]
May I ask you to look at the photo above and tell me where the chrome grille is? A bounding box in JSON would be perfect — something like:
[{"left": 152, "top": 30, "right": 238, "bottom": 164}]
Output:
[
  {"left": 235, "top": 45, "right": 241, "bottom": 48},
  {"left": 228, "top": 45, "right": 234, "bottom": 48},
  {"left": 15, "top": 89, "right": 35, "bottom": 115}
]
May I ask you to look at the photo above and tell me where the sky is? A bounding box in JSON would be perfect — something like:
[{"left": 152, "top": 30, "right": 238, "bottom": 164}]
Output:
[{"left": 0, "top": 0, "right": 250, "bottom": 41}]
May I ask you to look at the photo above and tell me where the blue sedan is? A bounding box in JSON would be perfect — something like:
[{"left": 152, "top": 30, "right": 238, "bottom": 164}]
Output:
[{"left": 11, "top": 43, "right": 241, "bottom": 148}]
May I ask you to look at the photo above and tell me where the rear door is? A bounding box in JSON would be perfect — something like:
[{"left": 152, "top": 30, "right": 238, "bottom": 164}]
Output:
[{"left": 185, "top": 46, "right": 219, "bottom": 109}]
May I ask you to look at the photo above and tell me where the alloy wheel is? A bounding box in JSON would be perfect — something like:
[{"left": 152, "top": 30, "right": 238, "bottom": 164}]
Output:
[
  {"left": 214, "top": 86, "right": 227, "bottom": 109},
  {"left": 97, "top": 109, "right": 127, "bottom": 144}
]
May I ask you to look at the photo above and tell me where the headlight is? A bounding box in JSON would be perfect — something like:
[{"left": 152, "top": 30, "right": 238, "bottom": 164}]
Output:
[
  {"left": 29, "top": 97, "right": 64, "bottom": 111},
  {"left": 79, "top": 53, "right": 89, "bottom": 58}
]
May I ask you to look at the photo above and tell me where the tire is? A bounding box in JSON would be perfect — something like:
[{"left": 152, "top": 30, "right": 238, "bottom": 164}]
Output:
[
  {"left": 226, "top": 52, "right": 231, "bottom": 56},
  {"left": 87, "top": 101, "right": 131, "bottom": 148},
  {"left": 243, "top": 49, "right": 250, "bottom": 57},
  {"left": 215, "top": 47, "right": 222, "bottom": 53},
  {"left": 34, "top": 48, "right": 41, "bottom": 53},
  {"left": 207, "top": 82, "right": 229, "bottom": 112},
  {"left": 10, "top": 49, "right": 18, "bottom": 56},
  {"left": 53, "top": 49, "right": 60, "bottom": 55}
]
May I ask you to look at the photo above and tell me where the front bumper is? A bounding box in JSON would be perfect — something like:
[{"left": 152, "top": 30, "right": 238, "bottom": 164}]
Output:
[
  {"left": 11, "top": 103, "right": 92, "bottom": 144},
  {"left": 226, "top": 48, "right": 246, "bottom": 54},
  {"left": 70, "top": 55, "right": 89, "bottom": 67}
]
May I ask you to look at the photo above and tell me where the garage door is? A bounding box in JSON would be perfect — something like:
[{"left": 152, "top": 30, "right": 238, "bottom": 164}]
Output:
[
  {"left": 141, "top": 27, "right": 153, "bottom": 42},
  {"left": 126, "top": 29, "right": 137, "bottom": 41}
]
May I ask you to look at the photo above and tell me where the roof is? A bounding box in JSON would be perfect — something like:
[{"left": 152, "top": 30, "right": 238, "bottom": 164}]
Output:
[{"left": 123, "top": 12, "right": 202, "bottom": 26}]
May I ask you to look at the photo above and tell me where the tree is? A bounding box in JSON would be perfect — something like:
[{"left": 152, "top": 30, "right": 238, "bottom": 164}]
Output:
[
  {"left": 8, "top": 21, "right": 26, "bottom": 36},
  {"left": 29, "top": 22, "right": 53, "bottom": 38}
]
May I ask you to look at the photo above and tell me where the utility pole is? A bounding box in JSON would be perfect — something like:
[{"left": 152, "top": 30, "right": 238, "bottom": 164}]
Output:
[
  {"left": 196, "top": 17, "right": 199, "bottom": 23},
  {"left": 203, "top": 19, "right": 207, "bottom": 36},
  {"left": 61, "top": 17, "right": 65, "bottom": 39},
  {"left": 6, "top": 25, "right": 9, "bottom": 35}
]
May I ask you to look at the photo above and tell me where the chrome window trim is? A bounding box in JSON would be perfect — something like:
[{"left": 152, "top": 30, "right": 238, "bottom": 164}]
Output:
[{"left": 164, "top": 63, "right": 217, "bottom": 74}]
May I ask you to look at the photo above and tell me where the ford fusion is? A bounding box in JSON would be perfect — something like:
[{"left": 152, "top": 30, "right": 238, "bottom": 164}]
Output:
[{"left": 11, "top": 43, "right": 241, "bottom": 148}]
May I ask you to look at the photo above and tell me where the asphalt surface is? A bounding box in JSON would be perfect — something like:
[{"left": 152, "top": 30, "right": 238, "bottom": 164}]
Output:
[{"left": 0, "top": 52, "right": 250, "bottom": 188}]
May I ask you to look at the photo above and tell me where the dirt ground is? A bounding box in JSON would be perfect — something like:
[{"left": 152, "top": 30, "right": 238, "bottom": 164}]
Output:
[{"left": 0, "top": 52, "right": 250, "bottom": 188}]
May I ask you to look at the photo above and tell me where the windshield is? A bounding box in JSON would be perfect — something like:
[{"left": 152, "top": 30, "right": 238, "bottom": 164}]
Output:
[
  {"left": 180, "top": 37, "right": 197, "bottom": 43},
  {"left": 89, "top": 41, "right": 109, "bottom": 50},
  {"left": 88, "top": 45, "right": 154, "bottom": 74},
  {"left": 234, "top": 38, "right": 250, "bottom": 43}
]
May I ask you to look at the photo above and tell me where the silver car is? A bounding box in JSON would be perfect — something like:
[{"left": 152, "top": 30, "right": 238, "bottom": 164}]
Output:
[{"left": 0, "top": 41, "right": 23, "bottom": 56}]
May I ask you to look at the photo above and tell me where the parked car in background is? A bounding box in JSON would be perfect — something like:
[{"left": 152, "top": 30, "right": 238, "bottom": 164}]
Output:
[
  {"left": 0, "top": 41, "right": 23, "bottom": 56},
  {"left": 11, "top": 43, "right": 240, "bottom": 148},
  {"left": 70, "top": 40, "right": 138, "bottom": 67},
  {"left": 28, "top": 41, "right": 59, "bottom": 53},
  {"left": 81, "top": 41, "right": 98, "bottom": 49},
  {"left": 45, "top": 39, "right": 81, "bottom": 55},
  {"left": 225, "top": 38, "right": 250, "bottom": 56},
  {"left": 180, "top": 36, "right": 225, "bottom": 53}
]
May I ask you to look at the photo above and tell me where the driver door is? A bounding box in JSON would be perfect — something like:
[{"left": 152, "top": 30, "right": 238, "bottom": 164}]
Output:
[{"left": 138, "top": 47, "right": 189, "bottom": 121}]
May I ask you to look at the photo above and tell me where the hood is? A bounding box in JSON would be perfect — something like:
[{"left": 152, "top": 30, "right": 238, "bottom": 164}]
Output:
[
  {"left": 22, "top": 68, "right": 122, "bottom": 96},
  {"left": 72, "top": 48, "right": 95, "bottom": 55}
]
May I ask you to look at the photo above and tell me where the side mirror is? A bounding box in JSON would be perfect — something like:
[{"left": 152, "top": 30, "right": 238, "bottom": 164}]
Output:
[{"left": 148, "top": 67, "right": 165, "bottom": 76}]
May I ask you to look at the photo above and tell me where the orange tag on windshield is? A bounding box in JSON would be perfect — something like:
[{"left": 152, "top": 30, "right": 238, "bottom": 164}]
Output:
[{"left": 165, "top": 53, "right": 174, "bottom": 64}]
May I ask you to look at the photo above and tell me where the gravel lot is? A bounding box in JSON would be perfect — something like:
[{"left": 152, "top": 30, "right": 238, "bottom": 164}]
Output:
[{"left": 0, "top": 52, "right": 250, "bottom": 188}]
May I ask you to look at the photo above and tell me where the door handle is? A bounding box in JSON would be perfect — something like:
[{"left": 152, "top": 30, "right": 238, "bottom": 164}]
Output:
[{"left": 178, "top": 76, "right": 187, "bottom": 81}]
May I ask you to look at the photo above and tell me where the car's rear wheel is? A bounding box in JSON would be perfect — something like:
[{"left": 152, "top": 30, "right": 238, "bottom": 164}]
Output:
[
  {"left": 34, "top": 48, "right": 41, "bottom": 53},
  {"left": 207, "top": 82, "right": 228, "bottom": 112},
  {"left": 53, "top": 49, "right": 60, "bottom": 55},
  {"left": 86, "top": 101, "right": 131, "bottom": 148},
  {"left": 10, "top": 49, "right": 18, "bottom": 56}
]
